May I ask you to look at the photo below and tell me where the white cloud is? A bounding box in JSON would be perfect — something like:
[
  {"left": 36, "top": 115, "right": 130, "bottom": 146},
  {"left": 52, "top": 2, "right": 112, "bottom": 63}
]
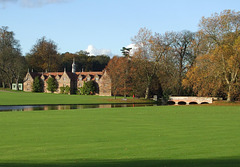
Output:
[
  {"left": 125, "top": 43, "right": 138, "bottom": 56},
  {"left": 86, "top": 45, "right": 113, "bottom": 57}
]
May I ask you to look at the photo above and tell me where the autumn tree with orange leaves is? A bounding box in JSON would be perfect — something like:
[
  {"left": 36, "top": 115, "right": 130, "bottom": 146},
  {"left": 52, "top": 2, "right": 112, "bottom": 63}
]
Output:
[
  {"left": 106, "top": 56, "right": 132, "bottom": 98},
  {"left": 184, "top": 10, "right": 240, "bottom": 101},
  {"left": 26, "top": 37, "right": 61, "bottom": 72}
]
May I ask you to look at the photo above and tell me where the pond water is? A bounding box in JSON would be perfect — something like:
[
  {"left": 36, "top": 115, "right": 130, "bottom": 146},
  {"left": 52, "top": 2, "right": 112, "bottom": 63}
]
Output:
[{"left": 0, "top": 103, "right": 158, "bottom": 112}]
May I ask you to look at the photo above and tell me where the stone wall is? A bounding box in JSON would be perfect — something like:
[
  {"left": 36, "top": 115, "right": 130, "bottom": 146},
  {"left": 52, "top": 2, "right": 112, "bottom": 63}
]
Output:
[{"left": 99, "top": 71, "right": 111, "bottom": 96}]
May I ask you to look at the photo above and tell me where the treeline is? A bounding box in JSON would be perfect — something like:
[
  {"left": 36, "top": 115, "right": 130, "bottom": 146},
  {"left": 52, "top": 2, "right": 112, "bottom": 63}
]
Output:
[
  {"left": 0, "top": 33, "right": 110, "bottom": 88},
  {"left": 107, "top": 10, "right": 240, "bottom": 101},
  {"left": 26, "top": 37, "right": 110, "bottom": 72},
  {"left": 1, "top": 10, "right": 239, "bottom": 101}
]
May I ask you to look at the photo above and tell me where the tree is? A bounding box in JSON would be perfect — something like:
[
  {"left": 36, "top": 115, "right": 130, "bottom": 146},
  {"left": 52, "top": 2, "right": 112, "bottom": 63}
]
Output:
[
  {"left": 47, "top": 77, "right": 58, "bottom": 93},
  {"left": 132, "top": 28, "right": 172, "bottom": 99},
  {"left": 121, "top": 47, "right": 132, "bottom": 99},
  {"left": 32, "top": 77, "right": 43, "bottom": 92},
  {"left": 0, "top": 26, "right": 26, "bottom": 88},
  {"left": 26, "top": 37, "right": 61, "bottom": 72},
  {"left": 106, "top": 56, "right": 131, "bottom": 98},
  {"left": 196, "top": 10, "right": 240, "bottom": 101},
  {"left": 80, "top": 81, "right": 97, "bottom": 95},
  {"left": 132, "top": 28, "right": 157, "bottom": 99},
  {"left": 183, "top": 54, "right": 226, "bottom": 98},
  {"left": 60, "top": 51, "right": 110, "bottom": 72},
  {"left": 168, "top": 31, "right": 196, "bottom": 95},
  {"left": 91, "top": 55, "right": 110, "bottom": 71}
]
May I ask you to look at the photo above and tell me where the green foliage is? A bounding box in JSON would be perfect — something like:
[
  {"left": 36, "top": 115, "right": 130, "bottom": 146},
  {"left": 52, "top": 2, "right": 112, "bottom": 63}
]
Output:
[
  {"left": 32, "top": 77, "right": 43, "bottom": 92},
  {"left": 0, "top": 26, "right": 26, "bottom": 87},
  {"left": 46, "top": 77, "right": 58, "bottom": 93},
  {"left": 26, "top": 37, "right": 60, "bottom": 72},
  {"left": 79, "top": 81, "right": 97, "bottom": 95},
  {"left": 60, "top": 87, "right": 65, "bottom": 94},
  {"left": 59, "top": 52, "right": 110, "bottom": 72},
  {"left": 65, "top": 85, "right": 70, "bottom": 94},
  {"left": 60, "top": 86, "right": 71, "bottom": 94}
]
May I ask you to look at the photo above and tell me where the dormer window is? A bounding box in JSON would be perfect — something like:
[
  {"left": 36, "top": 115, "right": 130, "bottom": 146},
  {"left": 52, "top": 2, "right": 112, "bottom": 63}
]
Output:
[
  {"left": 95, "top": 75, "right": 99, "bottom": 81},
  {"left": 79, "top": 76, "right": 82, "bottom": 81},
  {"left": 86, "top": 74, "right": 91, "bottom": 81}
]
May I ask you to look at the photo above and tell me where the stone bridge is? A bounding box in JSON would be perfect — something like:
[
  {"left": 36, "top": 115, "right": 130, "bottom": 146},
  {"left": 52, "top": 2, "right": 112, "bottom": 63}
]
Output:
[{"left": 168, "top": 96, "right": 213, "bottom": 105}]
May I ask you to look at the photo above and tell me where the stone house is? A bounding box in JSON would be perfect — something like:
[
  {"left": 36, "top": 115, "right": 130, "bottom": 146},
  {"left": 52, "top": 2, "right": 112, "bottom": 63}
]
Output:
[{"left": 23, "top": 60, "right": 111, "bottom": 96}]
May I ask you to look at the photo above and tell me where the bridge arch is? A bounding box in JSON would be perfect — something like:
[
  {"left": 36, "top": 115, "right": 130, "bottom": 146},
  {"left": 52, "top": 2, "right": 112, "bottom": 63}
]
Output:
[
  {"left": 189, "top": 101, "right": 198, "bottom": 105},
  {"left": 201, "top": 102, "right": 209, "bottom": 104},
  {"left": 178, "top": 101, "right": 187, "bottom": 105},
  {"left": 167, "top": 101, "right": 176, "bottom": 105}
]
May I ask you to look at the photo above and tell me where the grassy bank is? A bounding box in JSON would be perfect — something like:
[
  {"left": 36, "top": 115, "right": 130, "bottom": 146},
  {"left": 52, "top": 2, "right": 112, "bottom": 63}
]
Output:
[
  {"left": 0, "top": 91, "right": 152, "bottom": 105},
  {"left": 0, "top": 105, "right": 240, "bottom": 166}
]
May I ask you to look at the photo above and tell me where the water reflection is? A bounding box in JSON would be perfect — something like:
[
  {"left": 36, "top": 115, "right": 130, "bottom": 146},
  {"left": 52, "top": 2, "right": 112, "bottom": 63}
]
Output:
[{"left": 0, "top": 103, "right": 157, "bottom": 112}]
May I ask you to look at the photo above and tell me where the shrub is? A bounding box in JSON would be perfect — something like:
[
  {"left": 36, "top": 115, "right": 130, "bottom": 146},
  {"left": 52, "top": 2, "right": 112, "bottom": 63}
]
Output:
[
  {"left": 47, "top": 77, "right": 58, "bottom": 93},
  {"left": 79, "top": 81, "right": 97, "bottom": 95},
  {"left": 32, "top": 77, "right": 43, "bottom": 92},
  {"left": 60, "top": 87, "right": 65, "bottom": 94},
  {"left": 65, "top": 85, "right": 70, "bottom": 94}
]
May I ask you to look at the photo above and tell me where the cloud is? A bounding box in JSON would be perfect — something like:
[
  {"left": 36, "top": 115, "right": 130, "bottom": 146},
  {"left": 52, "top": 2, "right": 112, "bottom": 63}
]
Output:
[
  {"left": 125, "top": 43, "right": 138, "bottom": 56},
  {"left": 86, "top": 45, "right": 113, "bottom": 57},
  {"left": 0, "top": 0, "right": 72, "bottom": 8}
]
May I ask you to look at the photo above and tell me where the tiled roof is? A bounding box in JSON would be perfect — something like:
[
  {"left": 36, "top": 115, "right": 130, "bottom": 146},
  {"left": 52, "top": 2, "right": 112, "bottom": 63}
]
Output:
[{"left": 29, "top": 71, "right": 103, "bottom": 82}]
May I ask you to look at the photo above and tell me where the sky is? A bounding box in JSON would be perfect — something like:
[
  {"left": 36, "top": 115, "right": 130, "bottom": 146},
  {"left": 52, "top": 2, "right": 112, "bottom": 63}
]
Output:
[{"left": 1, "top": 0, "right": 240, "bottom": 57}]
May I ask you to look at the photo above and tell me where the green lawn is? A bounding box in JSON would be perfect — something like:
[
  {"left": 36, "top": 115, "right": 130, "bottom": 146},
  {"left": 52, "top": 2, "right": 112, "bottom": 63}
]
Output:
[
  {"left": 0, "top": 91, "right": 152, "bottom": 105},
  {"left": 0, "top": 105, "right": 240, "bottom": 167}
]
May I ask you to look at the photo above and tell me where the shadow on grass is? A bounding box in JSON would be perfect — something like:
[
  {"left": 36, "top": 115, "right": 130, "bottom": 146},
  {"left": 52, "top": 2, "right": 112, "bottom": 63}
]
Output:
[{"left": 1, "top": 158, "right": 240, "bottom": 167}]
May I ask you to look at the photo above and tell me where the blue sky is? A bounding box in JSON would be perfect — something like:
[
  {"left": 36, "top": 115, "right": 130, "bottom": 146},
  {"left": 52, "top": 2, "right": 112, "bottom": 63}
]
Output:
[{"left": 1, "top": 0, "right": 240, "bottom": 56}]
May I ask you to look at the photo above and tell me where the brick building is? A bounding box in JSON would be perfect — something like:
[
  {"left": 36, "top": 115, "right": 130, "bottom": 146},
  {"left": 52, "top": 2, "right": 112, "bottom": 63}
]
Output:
[{"left": 23, "top": 59, "right": 111, "bottom": 96}]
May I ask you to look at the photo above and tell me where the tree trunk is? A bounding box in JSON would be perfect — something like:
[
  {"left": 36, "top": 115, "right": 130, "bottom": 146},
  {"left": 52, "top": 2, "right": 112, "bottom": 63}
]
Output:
[
  {"left": 16, "top": 78, "right": 19, "bottom": 91},
  {"left": 145, "top": 86, "right": 150, "bottom": 99},
  {"left": 123, "top": 81, "right": 126, "bottom": 99},
  {"left": 2, "top": 82, "right": 5, "bottom": 88},
  {"left": 227, "top": 84, "right": 232, "bottom": 102}
]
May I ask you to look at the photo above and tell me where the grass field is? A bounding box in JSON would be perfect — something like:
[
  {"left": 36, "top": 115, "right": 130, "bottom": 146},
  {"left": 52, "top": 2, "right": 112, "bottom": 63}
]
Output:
[
  {"left": 0, "top": 105, "right": 240, "bottom": 167},
  {"left": 0, "top": 91, "right": 152, "bottom": 105}
]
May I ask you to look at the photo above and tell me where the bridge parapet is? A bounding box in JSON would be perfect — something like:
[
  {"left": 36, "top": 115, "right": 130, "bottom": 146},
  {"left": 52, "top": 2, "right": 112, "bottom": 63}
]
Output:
[{"left": 168, "top": 96, "right": 213, "bottom": 105}]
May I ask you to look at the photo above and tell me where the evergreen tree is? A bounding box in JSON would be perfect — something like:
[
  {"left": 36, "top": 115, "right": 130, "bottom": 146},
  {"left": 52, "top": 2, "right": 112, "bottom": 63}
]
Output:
[
  {"left": 32, "top": 77, "right": 43, "bottom": 92},
  {"left": 47, "top": 77, "right": 58, "bottom": 93},
  {"left": 80, "top": 81, "right": 97, "bottom": 95}
]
